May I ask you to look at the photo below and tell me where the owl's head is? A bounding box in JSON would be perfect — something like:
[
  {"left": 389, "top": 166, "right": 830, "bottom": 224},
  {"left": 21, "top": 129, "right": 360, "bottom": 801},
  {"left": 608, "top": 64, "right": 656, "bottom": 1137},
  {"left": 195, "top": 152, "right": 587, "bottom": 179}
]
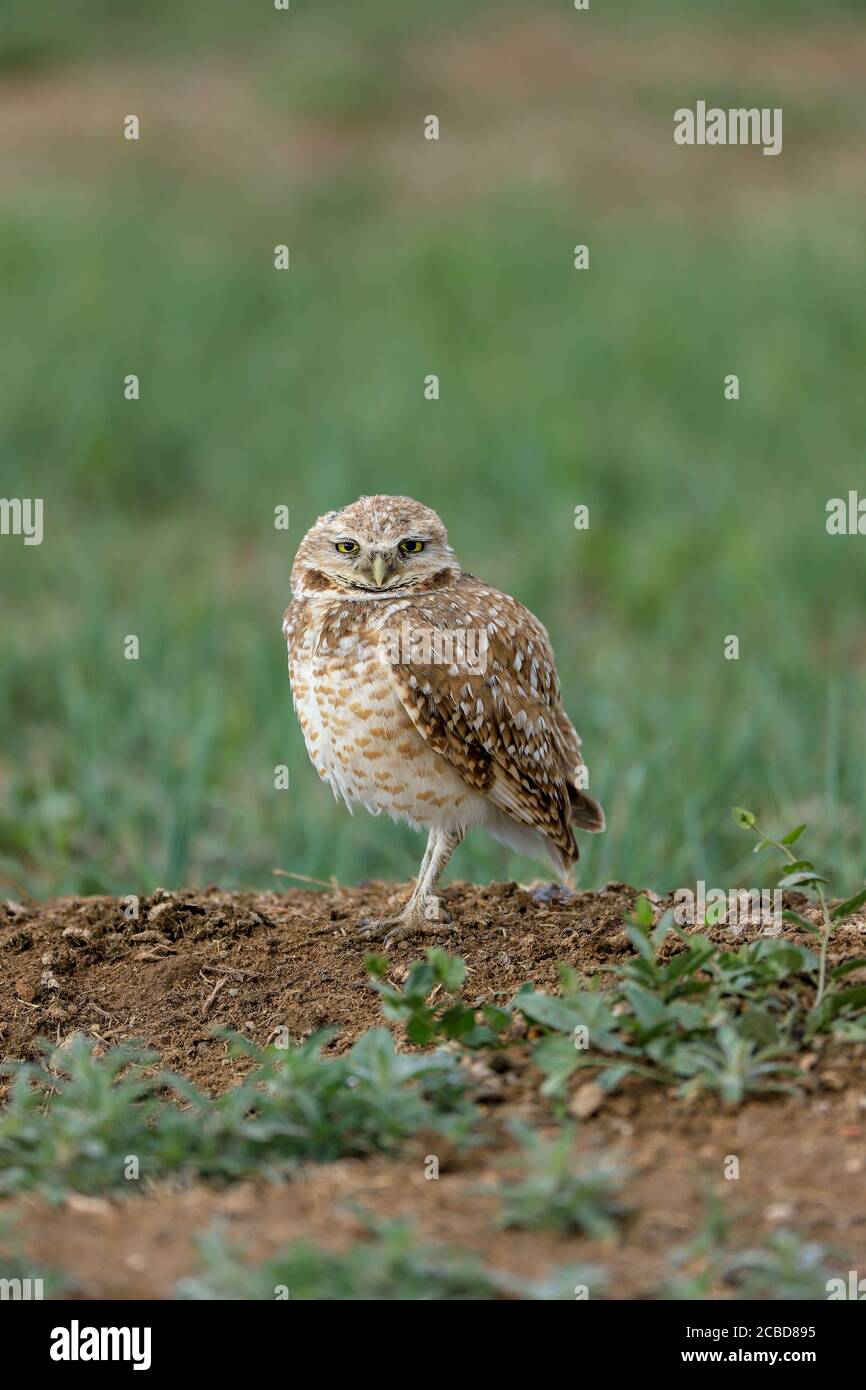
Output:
[{"left": 291, "top": 495, "right": 459, "bottom": 599}]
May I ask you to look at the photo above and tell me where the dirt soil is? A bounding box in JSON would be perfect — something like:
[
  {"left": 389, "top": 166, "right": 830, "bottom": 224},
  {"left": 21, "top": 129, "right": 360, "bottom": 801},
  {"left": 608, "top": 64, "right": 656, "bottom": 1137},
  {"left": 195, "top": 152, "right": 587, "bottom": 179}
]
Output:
[{"left": 2, "top": 881, "right": 866, "bottom": 1300}]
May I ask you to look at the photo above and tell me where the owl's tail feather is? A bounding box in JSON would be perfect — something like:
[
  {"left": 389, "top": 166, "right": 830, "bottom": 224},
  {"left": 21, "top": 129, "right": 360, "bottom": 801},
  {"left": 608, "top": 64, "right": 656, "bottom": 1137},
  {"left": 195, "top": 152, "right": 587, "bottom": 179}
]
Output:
[{"left": 570, "top": 788, "right": 606, "bottom": 833}]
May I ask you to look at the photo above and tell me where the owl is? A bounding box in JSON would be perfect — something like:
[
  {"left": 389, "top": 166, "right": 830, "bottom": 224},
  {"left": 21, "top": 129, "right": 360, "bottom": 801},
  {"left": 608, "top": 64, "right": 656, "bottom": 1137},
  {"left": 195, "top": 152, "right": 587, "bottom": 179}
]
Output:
[{"left": 283, "top": 495, "right": 604, "bottom": 945}]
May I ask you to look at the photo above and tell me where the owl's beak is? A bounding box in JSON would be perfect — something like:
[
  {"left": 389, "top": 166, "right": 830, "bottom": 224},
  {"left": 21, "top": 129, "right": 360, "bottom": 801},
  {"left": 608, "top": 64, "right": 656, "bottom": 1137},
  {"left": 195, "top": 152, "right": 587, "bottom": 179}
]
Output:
[{"left": 371, "top": 553, "right": 389, "bottom": 587}]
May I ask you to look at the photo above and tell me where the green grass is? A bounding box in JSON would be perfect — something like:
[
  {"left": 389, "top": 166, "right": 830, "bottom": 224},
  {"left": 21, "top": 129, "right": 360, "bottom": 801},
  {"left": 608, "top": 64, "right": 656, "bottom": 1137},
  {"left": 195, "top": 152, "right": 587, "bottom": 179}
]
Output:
[
  {"left": 2, "top": 1, "right": 866, "bottom": 900},
  {"left": 1, "top": 0, "right": 863, "bottom": 76}
]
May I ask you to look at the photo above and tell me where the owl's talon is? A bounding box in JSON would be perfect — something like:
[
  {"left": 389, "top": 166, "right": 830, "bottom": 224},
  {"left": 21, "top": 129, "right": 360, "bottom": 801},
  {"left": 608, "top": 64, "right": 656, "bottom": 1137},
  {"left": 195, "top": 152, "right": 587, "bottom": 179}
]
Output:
[
  {"left": 383, "top": 921, "right": 457, "bottom": 948},
  {"left": 357, "top": 904, "right": 456, "bottom": 948},
  {"left": 357, "top": 918, "right": 390, "bottom": 939}
]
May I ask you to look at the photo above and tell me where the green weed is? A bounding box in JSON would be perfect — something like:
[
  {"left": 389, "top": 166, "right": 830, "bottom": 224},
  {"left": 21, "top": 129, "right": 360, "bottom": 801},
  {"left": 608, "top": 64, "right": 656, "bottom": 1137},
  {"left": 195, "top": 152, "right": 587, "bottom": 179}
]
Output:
[
  {"left": 494, "top": 1124, "right": 627, "bottom": 1238},
  {"left": 176, "top": 1217, "right": 601, "bottom": 1301},
  {"left": 664, "top": 1198, "right": 834, "bottom": 1301},
  {"left": 0, "top": 1028, "right": 473, "bottom": 1197},
  {"left": 732, "top": 807, "right": 866, "bottom": 1032},
  {"left": 366, "top": 948, "right": 510, "bottom": 1047}
]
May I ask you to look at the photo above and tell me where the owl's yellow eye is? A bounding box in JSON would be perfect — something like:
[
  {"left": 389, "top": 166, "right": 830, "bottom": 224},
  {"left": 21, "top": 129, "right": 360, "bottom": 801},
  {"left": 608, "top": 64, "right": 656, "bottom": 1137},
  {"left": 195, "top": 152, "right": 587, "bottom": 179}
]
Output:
[
  {"left": 399, "top": 539, "right": 425, "bottom": 555},
  {"left": 335, "top": 540, "right": 360, "bottom": 555}
]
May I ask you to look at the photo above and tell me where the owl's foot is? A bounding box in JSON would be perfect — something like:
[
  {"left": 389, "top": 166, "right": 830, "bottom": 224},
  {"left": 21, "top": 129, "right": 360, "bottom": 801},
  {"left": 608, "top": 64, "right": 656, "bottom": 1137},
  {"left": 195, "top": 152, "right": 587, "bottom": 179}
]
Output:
[{"left": 358, "top": 896, "right": 454, "bottom": 949}]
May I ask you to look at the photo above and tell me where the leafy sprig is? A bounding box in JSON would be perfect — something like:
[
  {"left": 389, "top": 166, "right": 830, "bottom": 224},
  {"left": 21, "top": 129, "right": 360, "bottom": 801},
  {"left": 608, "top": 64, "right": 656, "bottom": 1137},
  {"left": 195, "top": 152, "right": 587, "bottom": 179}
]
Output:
[{"left": 732, "top": 806, "right": 866, "bottom": 1028}]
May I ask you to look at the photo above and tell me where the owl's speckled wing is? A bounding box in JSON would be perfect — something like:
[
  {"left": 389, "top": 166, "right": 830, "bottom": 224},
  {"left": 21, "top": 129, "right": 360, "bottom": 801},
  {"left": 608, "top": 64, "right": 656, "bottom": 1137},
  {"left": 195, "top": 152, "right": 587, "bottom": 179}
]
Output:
[{"left": 382, "top": 574, "right": 603, "bottom": 864}]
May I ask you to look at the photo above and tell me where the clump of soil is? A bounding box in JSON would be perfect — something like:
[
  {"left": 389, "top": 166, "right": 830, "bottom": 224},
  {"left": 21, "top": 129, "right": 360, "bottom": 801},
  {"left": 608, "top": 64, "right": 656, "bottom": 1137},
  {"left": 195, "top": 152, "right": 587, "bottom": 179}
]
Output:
[
  {"left": 2, "top": 882, "right": 865, "bottom": 1299},
  {"left": 0, "top": 880, "right": 652, "bottom": 1087}
]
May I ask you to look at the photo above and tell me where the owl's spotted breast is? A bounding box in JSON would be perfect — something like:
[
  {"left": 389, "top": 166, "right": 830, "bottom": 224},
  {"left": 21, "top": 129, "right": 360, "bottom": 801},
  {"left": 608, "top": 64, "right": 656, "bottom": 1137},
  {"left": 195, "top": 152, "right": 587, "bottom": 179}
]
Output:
[{"left": 285, "top": 596, "right": 485, "bottom": 831}]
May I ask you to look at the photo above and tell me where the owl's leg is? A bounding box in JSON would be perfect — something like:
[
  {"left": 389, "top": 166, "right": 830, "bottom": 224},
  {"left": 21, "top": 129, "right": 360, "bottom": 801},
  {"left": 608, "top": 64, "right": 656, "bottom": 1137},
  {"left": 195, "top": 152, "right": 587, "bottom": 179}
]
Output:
[
  {"left": 406, "top": 826, "right": 463, "bottom": 924},
  {"left": 359, "top": 827, "right": 464, "bottom": 947}
]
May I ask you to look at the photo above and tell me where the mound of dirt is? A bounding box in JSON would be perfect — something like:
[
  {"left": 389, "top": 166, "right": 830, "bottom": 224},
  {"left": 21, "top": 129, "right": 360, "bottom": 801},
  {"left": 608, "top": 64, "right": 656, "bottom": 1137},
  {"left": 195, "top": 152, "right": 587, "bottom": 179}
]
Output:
[
  {"left": 2, "top": 882, "right": 866, "bottom": 1300},
  {"left": 0, "top": 880, "right": 650, "bottom": 1088}
]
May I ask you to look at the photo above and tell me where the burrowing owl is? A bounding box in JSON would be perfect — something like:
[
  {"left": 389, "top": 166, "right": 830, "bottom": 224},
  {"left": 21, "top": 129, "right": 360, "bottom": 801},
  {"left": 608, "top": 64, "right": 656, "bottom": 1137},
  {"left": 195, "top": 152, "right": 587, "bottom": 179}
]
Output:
[{"left": 283, "top": 495, "right": 604, "bottom": 945}]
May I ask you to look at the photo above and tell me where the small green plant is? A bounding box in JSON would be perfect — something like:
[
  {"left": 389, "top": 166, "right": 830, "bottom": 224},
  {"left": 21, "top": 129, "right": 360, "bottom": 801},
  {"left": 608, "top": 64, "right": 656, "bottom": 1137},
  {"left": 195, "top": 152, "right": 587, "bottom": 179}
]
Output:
[
  {"left": 176, "top": 1217, "right": 601, "bottom": 1301},
  {"left": 377, "top": 877, "right": 866, "bottom": 1108},
  {"left": 732, "top": 807, "right": 866, "bottom": 1032},
  {"left": 664, "top": 1197, "right": 834, "bottom": 1300},
  {"left": 0, "top": 1038, "right": 169, "bottom": 1198},
  {"left": 366, "top": 948, "right": 510, "bottom": 1047},
  {"left": 710, "top": 938, "right": 819, "bottom": 1000},
  {"left": 495, "top": 1124, "right": 627, "bottom": 1238},
  {"left": 187, "top": 1026, "right": 475, "bottom": 1172},
  {"left": 0, "top": 1028, "right": 474, "bottom": 1197},
  {"left": 514, "top": 904, "right": 807, "bottom": 1103},
  {"left": 660, "top": 1024, "right": 801, "bottom": 1106}
]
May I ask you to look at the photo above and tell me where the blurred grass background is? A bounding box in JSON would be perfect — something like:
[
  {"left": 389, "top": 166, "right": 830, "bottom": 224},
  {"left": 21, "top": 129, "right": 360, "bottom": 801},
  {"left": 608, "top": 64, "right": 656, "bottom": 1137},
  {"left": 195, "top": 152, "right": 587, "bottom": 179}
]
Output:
[{"left": 2, "top": 0, "right": 866, "bottom": 899}]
